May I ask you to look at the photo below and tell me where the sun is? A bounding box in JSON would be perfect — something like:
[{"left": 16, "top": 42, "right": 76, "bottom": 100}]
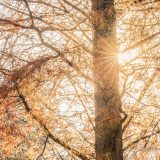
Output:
[{"left": 118, "top": 52, "right": 131, "bottom": 65}]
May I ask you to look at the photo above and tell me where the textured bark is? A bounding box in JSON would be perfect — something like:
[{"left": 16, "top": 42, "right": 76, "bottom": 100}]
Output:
[{"left": 91, "top": 0, "right": 123, "bottom": 159}]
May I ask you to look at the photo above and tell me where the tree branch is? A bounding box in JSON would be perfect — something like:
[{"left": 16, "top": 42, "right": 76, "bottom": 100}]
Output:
[
  {"left": 124, "top": 130, "right": 160, "bottom": 151},
  {"left": 0, "top": 56, "right": 56, "bottom": 99},
  {"left": 122, "top": 31, "right": 160, "bottom": 52},
  {"left": 23, "top": 0, "right": 34, "bottom": 26},
  {"left": 123, "top": 69, "right": 159, "bottom": 132},
  {"left": 36, "top": 134, "right": 49, "bottom": 160},
  {"left": 17, "top": 91, "right": 89, "bottom": 160}
]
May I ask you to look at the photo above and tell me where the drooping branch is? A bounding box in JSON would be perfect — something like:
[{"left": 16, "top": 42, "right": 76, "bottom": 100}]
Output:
[
  {"left": 0, "top": 56, "right": 56, "bottom": 99},
  {"left": 17, "top": 90, "right": 89, "bottom": 160}
]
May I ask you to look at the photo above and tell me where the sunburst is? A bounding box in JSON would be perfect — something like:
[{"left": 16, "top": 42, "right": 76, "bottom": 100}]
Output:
[{"left": 93, "top": 37, "right": 119, "bottom": 86}]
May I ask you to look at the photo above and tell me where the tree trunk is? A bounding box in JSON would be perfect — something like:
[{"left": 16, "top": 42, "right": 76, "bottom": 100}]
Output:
[{"left": 91, "top": 0, "right": 123, "bottom": 159}]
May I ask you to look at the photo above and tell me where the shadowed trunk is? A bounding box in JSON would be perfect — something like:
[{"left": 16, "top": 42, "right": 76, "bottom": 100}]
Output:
[{"left": 91, "top": 0, "right": 123, "bottom": 159}]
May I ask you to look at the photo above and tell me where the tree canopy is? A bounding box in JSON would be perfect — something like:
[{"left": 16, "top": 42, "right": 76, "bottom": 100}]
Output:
[{"left": 0, "top": 0, "right": 160, "bottom": 159}]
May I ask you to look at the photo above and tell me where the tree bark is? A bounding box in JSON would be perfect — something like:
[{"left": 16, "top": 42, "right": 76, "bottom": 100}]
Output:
[{"left": 91, "top": 0, "right": 123, "bottom": 159}]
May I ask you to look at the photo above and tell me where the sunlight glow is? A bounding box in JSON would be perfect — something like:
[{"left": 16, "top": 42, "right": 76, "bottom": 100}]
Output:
[{"left": 118, "top": 52, "right": 131, "bottom": 65}]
